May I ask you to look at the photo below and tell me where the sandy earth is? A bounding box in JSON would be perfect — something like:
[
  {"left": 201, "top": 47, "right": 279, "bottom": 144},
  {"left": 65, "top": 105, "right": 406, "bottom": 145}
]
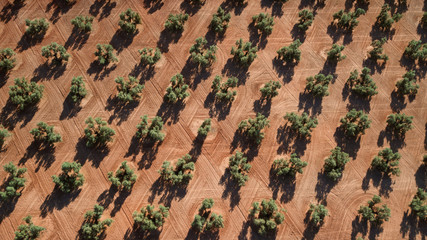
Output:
[{"left": 0, "top": 0, "right": 425, "bottom": 239}]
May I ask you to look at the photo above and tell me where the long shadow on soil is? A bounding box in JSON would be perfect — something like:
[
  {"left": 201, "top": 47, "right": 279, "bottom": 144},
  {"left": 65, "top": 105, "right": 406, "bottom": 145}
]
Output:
[
  {"left": 342, "top": 89, "right": 372, "bottom": 113},
  {"left": 142, "top": 0, "right": 163, "bottom": 14},
  {"left": 32, "top": 62, "right": 67, "bottom": 82},
  {"left": 334, "top": 127, "right": 361, "bottom": 159},
  {"left": 124, "top": 225, "right": 162, "bottom": 239},
  {"left": 46, "top": 0, "right": 75, "bottom": 24},
  {"left": 0, "top": 0, "right": 25, "bottom": 23},
  {"left": 221, "top": 58, "right": 250, "bottom": 85},
  {"left": 189, "top": 135, "right": 205, "bottom": 162},
  {"left": 276, "top": 125, "right": 310, "bottom": 156},
  {"left": 302, "top": 211, "right": 322, "bottom": 240},
  {"left": 400, "top": 210, "right": 427, "bottom": 240},
  {"left": 97, "top": 186, "right": 131, "bottom": 217},
  {"left": 326, "top": 23, "right": 353, "bottom": 45},
  {"left": 362, "top": 58, "right": 386, "bottom": 75},
  {"left": 148, "top": 178, "right": 188, "bottom": 207},
  {"left": 105, "top": 96, "right": 139, "bottom": 125},
  {"left": 361, "top": 168, "right": 394, "bottom": 197},
  {"left": 180, "top": 57, "right": 212, "bottom": 90},
  {"left": 124, "top": 136, "right": 162, "bottom": 170},
  {"left": 272, "top": 58, "right": 296, "bottom": 84},
  {"left": 219, "top": 169, "right": 242, "bottom": 210},
  {"left": 298, "top": 92, "right": 323, "bottom": 116},
  {"left": 298, "top": 0, "right": 326, "bottom": 10},
  {"left": 253, "top": 98, "right": 272, "bottom": 118},
  {"left": 19, "top": 142, "right": 56, "bottom": 172},
  {"left": 369, "top": 23, "right": 396, "bottom": 41},
  {"left": 269, "top": 169, "right": 296, "bottom": 203},
  {"left": 129, "top": 63, "right": 156, "bottom": 81},
  {"left": 110, "top": 30, "right": 138, "bottom": 54},
  {"left": 64, "top": 28, "right": 90, "bottom": 50},
  {"left": 157, "top": 29, "right": 183, "bottom": 53},
  {"left": 204, "top": 92, "right": 232, "bottom": 121},
  {"left": 351, "top": 215, "right": 384, "bottom": 240},
  {"left": 86, "top": 61, "right": 117, "bottom": 81},
  {"left": 248, "top": 22, "right": 268, "bottom": 50},
  {"left": 414, "top": 164, "right": 426, "bottom": 190},
  {"left": 15, "top": 34, "right": 45, "bottom": 52},
  {"left": 389, "top": 90, "right": 415, "bottom": 112},
  {"left": 290, "top": 24, "right": 307, "bottom": 43},
  {"left": 229, "top": 130, "right": 260, "bottom": 159},
  {"left": 220, "top": 0, "right": 247, "bottom": 16},
  {"left": 89, "top": 0, "right": 116, "bottom": 20},
  {"left": 40, "top": 188, "right": 81, "bottom": 218},
  {"left": 73, "top": 138, "right": 110, "bottom": 168},
  {"left": 314, "top": 172, "right": 338, "bottom": 204},
  {"left": 0, "top": 99, "right": 37, "bottom": 130},
  {"left": 377, "top": 128, "right": 406, "bottom": 151},
  {"left": 0, "top": 198, "right": 19, "bottom": 224},
  {"left": 180, "top": 0, "right": 204, "bottom": 16},
  {"left": 260, "top": 0, "right": 285, "bottom": 17},
  {"left": 185, "top": 227, "right": 220, "bottom": 240},
  {"left": 156, "top": 100, "right": 185, "bottom": 125},
  {"left": 59, "top": 94, "right": 82, "bottom": 120}
]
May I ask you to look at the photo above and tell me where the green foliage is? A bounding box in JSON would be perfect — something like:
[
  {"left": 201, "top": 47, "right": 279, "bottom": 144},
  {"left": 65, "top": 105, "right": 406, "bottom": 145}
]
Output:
[
  {"left": 298, "top": 9, "right": 314, "bottom": 31},
  {"left": 71, "top": 15, "right": 94, "bottom": 32},
  {"left": 133, "top": 205, "right": 169, "bottom": 231},
  {"left": 9, "top": 77, "right": 44, "bottom": 110},
  {"left": 396, "top": 70, "right": 419, "bottom": 96},
  {"left": 332, "top": 8, "right": 366, "bottom": 31},
  {"left": 41, "top": 42, "right": 69, "bottom": 65},
  {"left": 404, "top": 40, "right": 426, "bottom": 62},
  {"left": 0, "top": 48, "right": 16, "bottom": 72},
  {"left": 0, "top": 162, "right": 27, "bottom": 201},
  {"left": 210, "top": 7, "right": 231, "bottom": 34},
  {"left": 189, "top": 37, "right": 217, "bottom": 67},
  {"left": 371, "top": 148, "right": 401, "bottom": 176},
  {"left": 25, "top": 18, "right": 49, "bottom": 37},
  {"left": 197, "top": 118, "right": 212, "bottom": 137},
  {"left": 211, "top": 75, "right": 238, "bottom": 102},
  {"left": 409, "top": 188, "right": 427, "bottom": 221},
  {"left": 30, "top": 122, "right": 62, "bottom": 145},
  {"left": 260, "top": 80, "right": 281, "bottom": 100},
  {"left": 231, "top": 39, "right": 258, "bottom": 67},
  {"left": 376, "top": 4, "right": 402, "bottom": 31},
  {"left": 81, "top": 205, "right": 113, "bottom": 240},
  {"left": 323, "top": 147, "right": 350, "bottom": 181},
  {"left": 252, "top": 13, "right": 274, "bottom": 35},
  {"left": 14, "top": 215, "right": 45, "bottom": 240},
  {"left": 238, "top": 113, "right": 270, "bottom": 145},
  {"left": 249, "top": 199, "right": 285, "bottom": 236},
  {"left": 305, "top": 73, "right": 333, "bottom": 97},
  {"left": 339, "top": 109, "right": 371, "bottom": 137},
  {"left": 52, "top": 162, "right": 84, "bottom": 193},
  {"left": 368, "top": 37, "right": 388, "bottom": 62},
  {"left": 358, "top": 195, "right": 391, "bottom": 225},
  {"left": 136, "top": 115, "right": 165, "bottom": 142},
  {"left": 94, "top": 44, "right": 118, "bottom": 65},
  {"left": 309, "top": 204, "right": 329, "bottom": 225},
  {"left": 164, "top": 13, "right": 189, "bottom": 31},
  {"left": 327, "top": 44, "right": 346, "bottom": 62},
  {"left": 347, "top": 67, "right": 378, "bottom": 97},
  {"left": 165, "top": 73, "right": 190, "bottom": 103},
  {"left": 138, "top": 47, "right": 161, "bottom": 65},
  {"left": 228, "top": 151, "right": 251, "bottom": 186},
  {"left": 276, "top": 40, "right": 302, "bottom": 63},
  {"left": 69, "top": 76, "right": 87, "bottom": 103},
  {"left": 108, "top": 161, "right": 137, "bottom": 191},
  {"left": 421, "top": 12, "right": 427, "bottom": 27},
  {"left": 158, "top": 154, "right": 194, "bottom": 185},
  {"left": 283, "top": 112, "right": 318, "bottom": 138},
  {"left": 386, "top": 113, "right": 413, "bottom": 136},
  {"left": 115, "top": 75, "right": 144, "bottom": 103},
  {"left": 119, "top": 8, "right": 141, "bottom": 33},
  {"left": 272, "top": 153, "right": 307, "bottom": 177},
  {"left": 84, "top": 117, "right": 115, "bottom": 148},
  {"left": 0, "top": 126, "right": 11, "bottom": 149},
  {"left": 192, "top": 198, "right": 224, "bottom": 232}
]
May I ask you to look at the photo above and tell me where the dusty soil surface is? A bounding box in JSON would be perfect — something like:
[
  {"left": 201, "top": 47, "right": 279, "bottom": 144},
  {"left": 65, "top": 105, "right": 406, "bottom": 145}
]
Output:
[{"left": 0, "top": 0, "right": 425, "bottom": 239}]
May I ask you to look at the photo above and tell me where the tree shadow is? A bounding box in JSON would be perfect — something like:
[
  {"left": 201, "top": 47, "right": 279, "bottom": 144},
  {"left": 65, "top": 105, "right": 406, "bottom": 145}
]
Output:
[
  {"left": 400, "top": 210, "right": 427, "bottom": 240},
  {"left": 260, "top": 0, "right": 285, "bottom": 17},
  {"left": 148, "top": 177, "right": 188, "bottom": 207},
  {"left": 110, "top": 189, "right": 131, "bottom": 217},
  {"left": 89, "top": 0, "right": 116, "bottom": 20},
  {"left": 0, "top": 0, "right": 25, "bottom": 23},
  {"left": 40, "top": 188, "right": 81, "bottom": 218},
  {"left": 314, "top": 171, "right": 337, "bottom": 203},
  {"left": 129, "top": 62, "right": 156, "bottom": 81},
  {"left": 180, "top": 57, "right": 212, "bottom": 90},
  {"left": 15, "top": 34, "right": 45, "bottom": 52},
  {"left": 302, "top": 210, "right": 322, "bottom": 240},
  {"left": 45, "top": 0, "right": 75, "bottom": 24},
  {"left": 189, "top": 136, "right": 205, "bottom": 162},
  {"left": 0, "top": 198, "right": 19, "bottom": 224},
  {"left": 377, "top": 129, "right": 406, "bottom": 151},
  {"left": 64, "top": 28, "right": 90, "bottom": 50},
  {"left": 333, "top": 127, "right": 361, "bottom": 159},
  {"left": 272, "top": 58, "right": 296, "bottom": 84},
  {"left": 124, "top": 136, "right": 162, "bottom": 169},
  {"left": 86, "top": 61, "right": 117, "bottom": 81},
  {"left": 0, "top": 99, "right": 38, "bottom": 130},
  {"left": 109, "top": 30, "right": 138, "bottom": 54},
  {"left": 204, "top": 27, "right": 226, "bottom": 46},
  {"left": 384, "top": 0, "right": 408, "bottom": 15},
  {"left": 204, "top": 92, "right": 233, "bottom": 121},
  {"left": 417, "top": 24, "right": 426, "bottom": 42},
  {"left": 180, "top": 0, "right": 204, "bottom": 16},
  {"left": 219, "top": 169, "right": 242, "bottom": 210},
  {"left": 370, "top": 23, "right": 396, "bottom": 41},
  {"left": 362, "top": 58, "right": 386, "bottom": 75},
  {"left": 185, "top": 228, "right": 220, "bottom": 240},
  {"left": 298, "top": 0, "right": 326, "bottom": 12},
  {"left": 73, "top": 138, "right": 110, "bottom": 168},
  {"left": 32, "top": 62, "right": 67, "bottom": 82},
  {"left": 123, "top": 224, "right": 161, "bottom": 240},
  {"left": 276, "top": 125, "right": 310, "bottom": 156},
  {"left": 346, "top": 94, "right": 372, "bottom": 113},
  {"left": 237, "top": 220, "right": 253, "bottom": 240},
  {"left": 156, "top": 29, "right": 183, "bottom": 53},
  {"left": 326, "top": 23, "right": 353, "bottom": 45},
  {"left": 248, "top": 22, "right": 268, "bottom": 50},
  {"left": 59, "top": 94, "right": 83, "bottom": 120},
  {"left": 105, "top": 95, "right": 139, "bottom": 125},
  {"left": 229, "top": 130, "right": 261, "bottom": 158},
  {"left": 350, "top": 215, "right": 368, "bottom": 240},
  {"left": 19, "top": 141, "right": 56, "bottom": 172},
  {"left": 142, "top": 0, "right": 164, "bottom": 14},
  {"left": 414, "top": 164, "right": 425, "bottom": 190},
  {"left": 321, "top": 59, "right": 338, "bottom": 76},
  {"left": 399, "top": 55, "right": 427, "bottom": 80},
  {"left": 290, "top": 24, "right": 307, "bottom": 43},
  {"left": 220, "top": 0, "right": 247, "bottom": 16},
  {"left": 156, "top": 100, "right": 185, "bottom": 125},
  {"left": 97, "top": 185, "right": 117, "bottom": 210},
  {"left": 221, "top": 58, "right": 250, "bottom": 86},
  {"left": 268, "top": 168, "right": 296, "bottom": 203},
  {"left": 253, "top": 98, "right": 272, "bottom": 118},
  {"left": 298, "top": 92, "right": 323, "bottom": 117},
  {"left": 361, "top": 168, "right": 394, "bottom": 198},
  {"left": 389, "top": 90, "right": 408, "bottom": 112}
]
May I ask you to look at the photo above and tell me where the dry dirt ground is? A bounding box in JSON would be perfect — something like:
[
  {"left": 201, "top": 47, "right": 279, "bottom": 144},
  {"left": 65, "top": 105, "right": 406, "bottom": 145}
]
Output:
[{"left": 0, "top": 0, "right": 426, "bottom": 239}]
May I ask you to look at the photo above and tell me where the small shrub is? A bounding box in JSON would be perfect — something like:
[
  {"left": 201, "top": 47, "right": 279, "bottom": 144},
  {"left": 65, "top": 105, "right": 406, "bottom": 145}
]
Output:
[
  {"left": 94, "top": 44, "right": 118, "bottom": 65},
  {"left": 164, "top": 13, "right": 189, "bottom": 31},
  {"left": 81, "top": 205, "right": 113, "bottom": 240},
  {"left": 211, "top": 75, "right": 238, "bottom": 102},
  {"left": 376, "top": 4, "right": 402, "bottom": 31},
  {"left": 84, "top": 117, "right": 115, "bottom": 148},
  {"left": 309, "top": 204, "right": 329, "bottom": 225},
  {"left": 231, "top": 39, "right": 258, "bottom": 67},
  {"left": 327, "top": 44, "right": 346, "bottom": 62},
  {"left": 249, "top": 199, "right": 285, "bottom": 236},
  {"left": 189, "top": 37, "right": 217, "bottom": 67},
  {"left": 119, "top": 8, "right": 141, "bottom": 34},
  {"left": 403, "top": 40, "right": 426, "bottom": 62},
  {"left": 52, "top": 162, "right": 84, "bottom": 193},
  {"left": 25, "top": 18, "right": 49, "bottom": 37},
  {"left": 260, "top": 80, "right": 281, "bottom": 100},
  {"left": 305, "top": 73, "right": 333, "bottom": 97},
  {"left": 238, "top": 113, "right": 270, "bottom": 145},
  {"left": 358, "top": 195, "right": 391, "bottom": 225},
  {"left": 396, "top": 70, "right": 419, "bottom": 96},
  {"left": 14, "top": 215, "right": 45, "bottom": 240},
  {"left": 0, "top": 162, "right": 27, "bottom": 201},
  {"left": 0, "top": 126, "right": 11, "bottom": 149},
  {"left": 69, "top": 76, "right": 87, "bottom": 103},
  {"left": 210, "top": 7, "right": 231, "bottom": 34},
  {"left": 368, "top": 37, "right": 388, "bottom": 62},
  {"left": 165, "top": 73, "right": 190, "bottom": 103},
  {"left": 71, "top": 15, "right": 94, "bottom": 32},
  {"left": 115, "top": 75, "right": 144, "bottom": 103},
  {"left": 371, "top": 148, "right": 401, "bottom": 176},
  {"left": 332, "top": 8, "right": 366, "bottom": 31},
  {"left": 0, "top": 48, "right": 16, "bottom": 72},
  {"left": 386, "top": 113, "right": 413, "bottom": 136},
  {"left": 272, "top": 153, "right": 307, "bottom": 177},
  {"left": 323, "top": 147, "right": 350, "bottom": 181},
  {"left": 30, "top": 122, "right": 62, "bottom": 145},
  {"left": 133, "top": 205, "right": 169, "bottom": 231},
  {"left": 197, "top": 118, "right": 211, "bottom": 137},
  {"left": 252, "top": 13, "right": 274, "bottom": 35},
  {"left": 136, "top": 115, "right": 165, "bottom": 143},
  {"left": 9, "top": 77, "right": 44, "bottom": 110},
  {"left": 108, "top": 161, "right": 137, "bottom": 191},
  {"left": 339, "top": 109, "right": 371, "bottom": 137},
  {"left": 347, "top": 67, "right": 378, "bottom": 97},
  {"left": 158, "top": 154, "right": 194, "bottom": 185},
  {"left": 409, "top": 188, "right": 426, "bottom": 221},
  {"left": 41, "top": 42, "right": 70, "bottom": 65},
  {"left": 298, "top": 9, "right": 314, "bottom": 31},
  {"left": 283, "top": 112, "right": 318, "bottom": 138},
  {"left": 228, "top": 151, "right": 251, "bottom": 186},
  {"left": 192, "top": 199, "right": 224, "bottom": 232},
  {"left": 276, "top": 40, "right": 302, "bottom": 63},
  {"left": 138, "top": 47, "right": 161, "bottom": 65}
]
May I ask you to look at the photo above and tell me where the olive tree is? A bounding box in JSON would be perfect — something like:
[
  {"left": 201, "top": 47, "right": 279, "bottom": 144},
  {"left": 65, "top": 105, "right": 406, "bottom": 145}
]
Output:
[
  {"left": 25, "top": 18, "right": 49, "bottom": 37},
  {"left": 133, "top": 204, "right": 169, "bottom": 231},
  {"left": 136, "top": 115, "right": 165, "bottom": 143},
  {"left": 192, "top": 198, "right": 224, "bottom": 232},
  {"left": 249, "top": 199, "right": 285, "bottom": 236},
  {"left": 327, "top": 44, "right": 346, "bottom": 62},
  {"left": 14, "top": 215, "right": 45, "bottom": 240},
  {"left": 115, "top": 75, "right": 144, "bottom": 103},
  {"left": 71, "top": 15, "right": 94, "bottom": 32},
  {"left": 164, "top": 13, "right": 189, "bottom": 31},
  {"left": 371, "top": 148, "right": 401, "bottom": 176},
  {"left": 41, "top": 42, "right": 70, "bottom": 65},
  {"left": 108, "top": 161, "right": 137, "bottom": 191},
  {"left": 165, "top": 73, "right": 190, "bottom": 103},
  {"left": 332, "top": 8, "right": 366, "bottom": 31},
  {"left": 272, "top": 153, "right": 308, "bottom": 177},
  {"left": 211, "top": 75, "right": 238, "bottom": 102},
  {"left": 81, "top": 205, "right": 113, "bottom": 240},
  {"left": 252, "top": 13, "right": 274, "bottom": 35},
  {"left": 305, "top": 73, "right": 333, "bottom": 97},
  {"left": 0, "top": 48, "right": 16, "bottom": 72},
  {"left": 386, "top": 113, "right": 413, "bottom": 136},
  {"left": 9, "top": 77, "right": 44, "bottom": 110},
  {"left": 260, "top": 80, "right": 281, "bottom": 100},
  {"left": 283, "top": 112, "right": 318, "bottom": 138},
  {"left": 210, "top": 7, "right": 231, "bottom": 34},
  {"left": 347, "top": 67, "right": 378, "bottom": 97},
  {"left": 231, "top": 39, "right": 258, "bottom": 67},
  {"left": 339, "top": 109, "right": 371, "bottom": 137},
  {"left": 238, "top": 113, "right": 270, "bottom": 145},
  {"left": 409, "top": 188, "right": 426, "bottom": 221},
  {"left": 119, "top": 8, "right": 141, "bottom": 34},
  {"left": 358, "top": 195, "right": 391, "bottom": 225},
  {"left": 298, "top": 9, "right": 314, "bottom": 31},
  {"left": 158, "top": 154, "right": 194, "bottom": 185},
  {"left": 421, "top": 12, "right": 427, "bottom": 28},
  {"left": 228, "top": 151, "right": 251, "bottom": 186},
  {"left": 138, "top": 47, "right": 161, "bottom": 65},
  {"left": 84, "top": 117, "right": 115, "bottom": 148},
  {"left": 189, "top": 37, "right": 217, "bottom": 67},
  {"left": 197, "top": 118, "right": 212, "bottom": 137},
  {"left": 52, "top": 162, "right": 84, "bottom": 193},
  {"left": 0, "top": 162, "right": 27, "bottom": 201},
  {"left": 94, "top": 44, "right": 118, "bottom": 65},
  {"left": 323, "top": 147, "right": 350, "bottom": 181},
  {"left": 368, "top": 37, "right": 388, "bottom": 62},
  {"left": 276, "top": 40, "right": 302, "bottom": 63},
  {"left": 30, "top": 122, "right": 62, "bottom": 145},
  {"left": 69, "top": 76, "right": 87, "bottom": 103},
  {"left": 376, "top": 4, "right": 402, "bottom": 31},
  {"left": 404, "top": 40, "right": 426, "bottom": 62},
  {"left": 309, "top": 203, "right": 329, "bottom": 226},
  {"left": 0, "top": 126, "right": 11, "bottom": 149}
]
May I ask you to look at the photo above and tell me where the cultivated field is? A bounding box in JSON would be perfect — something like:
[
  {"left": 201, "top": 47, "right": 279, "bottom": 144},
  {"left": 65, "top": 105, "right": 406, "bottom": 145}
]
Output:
[{"left": 0, "top": 0, "right": 426, "bottom": 239}]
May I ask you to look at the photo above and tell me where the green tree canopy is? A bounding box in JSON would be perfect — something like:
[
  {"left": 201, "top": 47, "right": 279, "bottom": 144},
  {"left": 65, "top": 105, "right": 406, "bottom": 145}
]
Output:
[
  {"left": 165, "top": 73, "right": 190, "bottom": 103},
  {"left": 133, "top": 204, "right": 169, "bottom": 231},
  {"left": 108, "top": 161, "right": 137, "bottom": 191},
  {"left": 347, "top": 67, "right": 378, "bottom": 97},
  {"left": 164, "top": 13, "right": 189, "bottom": 31},
  {"left": 138, "top": 47, "right": 161, "bottom": 65},
  {"left": 0, "top": 48, "right": 16, "bottom": 72},
  {"left": 211, "top": 75, "right": 238, "bottom": 102},
  {"left": 371, "top": 148, "right": 401, "bottom": 176},
  {"left": 84, "top": 117, "right": 115, "bottom": 148},
  {"left": 69, "top": 76, "right": 87, "bottom": 103},
  {"left": 30, "top": 122, "right": 62, "bottom": 145},
  {"left": 339, "top": 109, "right": 371, "bottom": 137},
  {"left": 305, "top": 73, "right": 333, "bottom": 97},
  {"left": 252, "top": 13, "right": 274, "bottom": 35},
  {"left": 249, "top": 199, "right": 285, "bottom": 236},
  {"left": 210, "top": 7, "right": 231, "bottom": 34},
  {"left": 9, "top": 77, "right": 44, "bottom": 111},
  {"left": 0, "top": 162, "right": 27, "bottom": 201},
  {"left": 52, "top": 162, "right": 84, "bottom": 193},
  {"left": 276, "top": 40, "right": 302, "bottom": 63},
  {"left": 136, "top": 115, "right": 165, "bottom": 143},
  {"left": 81, "top": 205, "right": 113, "bottom": 240},
  {"left": 229, "top": 151, "right": 251, "bottom": 186},
  {"left": 41, "top": 42, "right": 70, "bottom": 65},
  {"left": 272, "top": 153, "right": 308, "bottom": 177},
  {"left": 119, "top": 8, "right": 141, "bottom": 34},
  {"left": 71, "top": 15, "right": 94, "bottom": 32},
  {"left": 238, "top": 113, "right": 270, "bottom": 145},
  {"left": 158, "top": 154, "right": 194, "bottom": 185},
  {"left": 189, "top": 37, "right": 217, "bottom": 67},
  {"left": 14, "top": 215, "right": 45, "bottom": 240},
  {"left": 358, "top": 195, "right": 391, "bottom": 225},
  {"left": 323, "top": 147, "right": 350, "bottom": 181},
  {"left": 94, "top": 44, "right": 118, "bottom": 65},
  {"left": 231, "top": 39, "right": 258, "bottom": 67},
  {"left": 309, "top": 203, "right": 329, "bottom": 226},
  {"left": 115, "top": 75, "right": 144, "bottom": 103},
  {"left": 283, "top": 112, "right": 318, "bottom": 138}
]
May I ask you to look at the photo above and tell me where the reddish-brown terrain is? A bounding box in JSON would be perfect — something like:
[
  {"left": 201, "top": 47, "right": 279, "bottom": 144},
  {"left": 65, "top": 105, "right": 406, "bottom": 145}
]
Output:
[{"left": 0, "top": 0, "right": 425, "bottom": 239}]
